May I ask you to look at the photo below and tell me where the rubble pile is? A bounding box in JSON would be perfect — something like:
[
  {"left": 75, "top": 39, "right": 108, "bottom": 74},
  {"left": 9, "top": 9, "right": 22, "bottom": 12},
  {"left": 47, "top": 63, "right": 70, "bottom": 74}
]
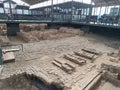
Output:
[
  {"left": 18, "top": 26, "right": 84, "bottom": 43},
  {"left": 20, "top": 24, "right": 47, "bottom": 32},
  {"left": 59, "top": 27, "right": 84, "bottom": 35}
]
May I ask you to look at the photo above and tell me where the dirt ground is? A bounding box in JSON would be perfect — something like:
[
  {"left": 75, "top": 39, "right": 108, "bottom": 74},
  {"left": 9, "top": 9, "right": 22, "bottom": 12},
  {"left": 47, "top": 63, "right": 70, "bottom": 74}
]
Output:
[
  {"left": 0, "top": 26, "right": 120, "bottom": 90},
  {"left": 8, "top": 32, "right": 120, "bottom": 52}
]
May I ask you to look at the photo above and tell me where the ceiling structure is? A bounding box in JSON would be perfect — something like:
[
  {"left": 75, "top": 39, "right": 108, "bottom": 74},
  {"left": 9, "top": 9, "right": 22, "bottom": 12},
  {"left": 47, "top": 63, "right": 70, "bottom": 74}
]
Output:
[
  {"left": 21, "top": 0, "right": 48, "bottom": 5},
  {"left": 32, "top": 1, "right": 92, "bottom": 10},
  {"left": 21, "top": 0, "right": 120, "bottom": 7},
  {"left": 92, "top": 0, "right": 120, "bottom": 6},
  {"left": 1, "top": 0, "right": 120, "bottom": 7}
]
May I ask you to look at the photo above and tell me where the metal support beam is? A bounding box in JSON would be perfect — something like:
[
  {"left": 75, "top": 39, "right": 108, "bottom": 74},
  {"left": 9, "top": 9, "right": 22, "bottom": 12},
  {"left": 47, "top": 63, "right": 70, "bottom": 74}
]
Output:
[
  {"left": 0, "top": 48, "right": 3, "bottom": 74},
  {"left": 118, "top": 6, "right": 120, "bottom": 25},
  {"left": 80, "top": 0, "right": 83, "bottom": 21},
  {"left": 8, "top": 0, "right": 13, "bottom": 20},
  {"left": 51, "top": 0, "right": 54, "bottom": 21},
  {"left": 71, "top": 0, "right": 73, "bottom": 22},
  {"left": 89, "top": 0, "right": 93, "bottom": 16}
]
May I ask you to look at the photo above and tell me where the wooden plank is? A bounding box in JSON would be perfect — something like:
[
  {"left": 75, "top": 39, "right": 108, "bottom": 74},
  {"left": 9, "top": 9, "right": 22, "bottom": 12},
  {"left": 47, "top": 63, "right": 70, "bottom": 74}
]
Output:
[
  {"left": 52, "top": 60, "right": 73, "bottom": 74},
  {"left": 53, "top": 58, "right": 76, "bottom": 74},
  {"left": 64, "top": 54, "right": 86, "bottom": 65},
  {"left": 3, "top": 52, "right": 15, "bottom": 63},
  {"left": 82, "top": 48, "right": 101, "bottom": 55},
  {"left": 65, "top": 63, "right": 76, "bottom": 69},
  {"left": 2, "top": 48, "right": 20, "bottom": 53},
  {"left": 74, "top": 51, "right": 95, "bottom": 60},
  {"left": 52, "top": 60, "right": 62, "bottom": 68},
  {"left": 68, "top": 54, "right": 88, "bottom": 61},
  {"left": 62, "top": 64, "right": 74, "bottom": 73},
  {"left": 54, "top": 58, "right": 65, "bottom": 64},
  {"left": 54, "top": 58, "right": 76, "bottom": 69}
]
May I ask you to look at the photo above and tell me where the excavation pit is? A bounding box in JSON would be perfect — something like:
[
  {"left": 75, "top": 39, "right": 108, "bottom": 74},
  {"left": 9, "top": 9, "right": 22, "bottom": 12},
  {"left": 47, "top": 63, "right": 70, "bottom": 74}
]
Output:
[
  {"left": 91, "top": 73, "right": 120, "bottom": 90},
  {"left": 92, "top": 80, "right": 120, "bottom": 90},
  {"left": 90, "top": 65, "right": 120, "bottom": 90},
  {"left": 0, "top": 74, "right": 63, "bottom": 90}
]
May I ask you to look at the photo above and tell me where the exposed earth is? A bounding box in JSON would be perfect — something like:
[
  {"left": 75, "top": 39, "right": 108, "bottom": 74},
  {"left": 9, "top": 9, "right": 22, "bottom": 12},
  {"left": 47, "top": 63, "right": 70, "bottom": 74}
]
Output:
[{"left": 0, "top": 25, "right": 120, "bottom": 90}]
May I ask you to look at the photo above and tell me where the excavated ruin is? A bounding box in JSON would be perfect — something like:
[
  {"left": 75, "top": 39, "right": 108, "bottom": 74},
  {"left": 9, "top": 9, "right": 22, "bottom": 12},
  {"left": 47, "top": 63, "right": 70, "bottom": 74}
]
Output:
[
  {"left": 90, "top": 64, "right": 120, "bottom": 90},
  {"left": 0, "top": 73, "right": 63, "bottom": 90},
  {"left": 1, "top": 24, "right": 120, "bottom": 90}
]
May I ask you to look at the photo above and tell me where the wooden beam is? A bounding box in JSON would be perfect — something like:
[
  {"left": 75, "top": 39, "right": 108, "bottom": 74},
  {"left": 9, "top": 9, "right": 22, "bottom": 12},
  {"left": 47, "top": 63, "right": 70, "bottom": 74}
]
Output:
[
  {"left": 74, "top": 51, "right": 95, "bottom": 60},
  {"left": 64, "top": 54, "right": 86, "bottom": 65}
]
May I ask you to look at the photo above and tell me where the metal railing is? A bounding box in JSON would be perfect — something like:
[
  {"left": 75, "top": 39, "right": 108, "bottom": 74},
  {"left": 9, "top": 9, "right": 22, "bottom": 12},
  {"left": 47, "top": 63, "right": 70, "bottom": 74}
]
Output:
[{"left": 0, "top": 13, "right": 120, "bottom": 27}]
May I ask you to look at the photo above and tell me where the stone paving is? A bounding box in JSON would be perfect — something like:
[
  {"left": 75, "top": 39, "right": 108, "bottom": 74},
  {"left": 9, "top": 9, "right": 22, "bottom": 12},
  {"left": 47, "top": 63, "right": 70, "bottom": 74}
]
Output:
[{"left": 0, "top": 36, "right": 117, "bottom": 90}]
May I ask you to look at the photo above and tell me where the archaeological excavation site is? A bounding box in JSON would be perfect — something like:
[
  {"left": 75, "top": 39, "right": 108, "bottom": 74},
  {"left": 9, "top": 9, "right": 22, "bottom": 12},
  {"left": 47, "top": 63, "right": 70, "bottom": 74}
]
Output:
[{"left": 1, "top": 0, "right": 120, "bottom": 90}]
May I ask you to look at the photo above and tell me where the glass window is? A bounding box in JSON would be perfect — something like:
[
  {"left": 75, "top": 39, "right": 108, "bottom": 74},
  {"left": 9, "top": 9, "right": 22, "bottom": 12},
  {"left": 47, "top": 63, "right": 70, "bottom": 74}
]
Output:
[
  {"left": 12, "top": 9, "right": 16, "bottom": 14},
  {"left": 5, "top": 8, "right": 10, "bottom": 13},
  {"left": 4, "top": 2, "right": 16, "bottom": 9},
  {"left": 24, "top": 10, "right": 29, "bottom": 14},
  {"left": 86, "top": 8, "right": 89, "bottom": 15},
  {"left": 4, "top": 3, "right": 9, "bottom": 8},
  {"left": 29, "top": 10, "right": 31, "bottom": 15},
  {"left": 0, "top": 8, "right": 4, "bottom": 13},
  {"left": 17, "top": 9, "right": 22, "bottom": 14}
]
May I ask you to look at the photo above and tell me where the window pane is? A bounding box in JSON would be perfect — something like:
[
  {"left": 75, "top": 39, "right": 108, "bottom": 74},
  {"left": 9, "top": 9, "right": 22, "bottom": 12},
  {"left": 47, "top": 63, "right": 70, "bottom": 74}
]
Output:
[
  {"left": 24, "top": 10, "right": 29, "bottom": 14},
  {"left": 0, "top": 8, "right": 4, "bottom": 13},
  {"left": 17, "top": 9, "right": 22, "bottom": 14}
]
